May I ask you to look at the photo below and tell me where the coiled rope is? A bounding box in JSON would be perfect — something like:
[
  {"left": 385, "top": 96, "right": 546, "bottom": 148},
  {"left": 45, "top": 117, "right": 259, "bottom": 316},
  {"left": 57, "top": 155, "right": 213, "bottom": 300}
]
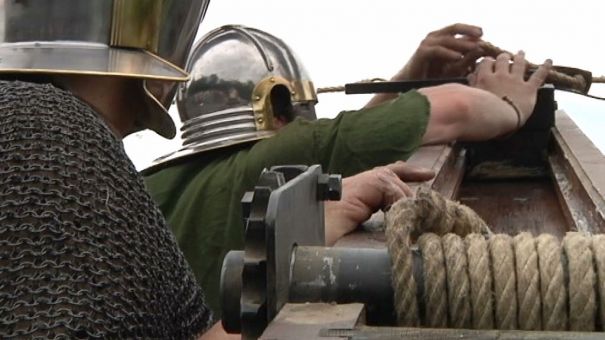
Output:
[{"left": 386, "top": 187, "right": 605, "bottom": 331}]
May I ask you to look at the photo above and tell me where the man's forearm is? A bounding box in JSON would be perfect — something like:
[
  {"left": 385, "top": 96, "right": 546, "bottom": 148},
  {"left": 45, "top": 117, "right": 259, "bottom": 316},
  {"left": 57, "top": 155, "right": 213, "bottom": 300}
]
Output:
[{"left": 419, "top": 84, "right": 520, "bottom": 145}]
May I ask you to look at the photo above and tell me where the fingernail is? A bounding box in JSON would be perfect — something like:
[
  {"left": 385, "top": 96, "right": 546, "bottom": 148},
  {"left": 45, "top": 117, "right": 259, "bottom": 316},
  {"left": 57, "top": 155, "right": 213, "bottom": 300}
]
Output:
[
  {"left": 546, "top": 58, "right": 553, "bottom": 65},
  {"left": 518, "top": 50, "right": 525, "bottom": 55}
]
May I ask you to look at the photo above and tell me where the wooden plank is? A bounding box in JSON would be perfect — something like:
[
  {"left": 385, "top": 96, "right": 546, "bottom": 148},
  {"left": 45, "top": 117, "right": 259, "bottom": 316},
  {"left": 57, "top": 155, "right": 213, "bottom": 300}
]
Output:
[
  {"left": 430, "top": 146, "right": 466, "bottom": 199},
  {"left": 549, "top": 111, "right": 605, "bottom": 233},
  {"left": 405, "top": 144, "right": 451, "bottom": 171},
  {"left": 555, "top": 111, "right": 605, "bottom": 197},
  {"left": 406, "top": 144, "right": 465, "bottom": 199},
  {"left": 260, "top": 303, "right": 365, "bottom": 340},
  {"left": 321, "top": 326, "right": 604, "bottom": 339},
  {"left": 458, "top": 179, "right": 568, "bottom": 237}
]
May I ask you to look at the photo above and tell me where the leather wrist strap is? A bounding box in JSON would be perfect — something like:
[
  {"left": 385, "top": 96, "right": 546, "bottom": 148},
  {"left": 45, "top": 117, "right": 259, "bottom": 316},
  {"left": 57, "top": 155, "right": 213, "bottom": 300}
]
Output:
[{"left": 501, "top": 96, "right": 522, "bottom": 129}]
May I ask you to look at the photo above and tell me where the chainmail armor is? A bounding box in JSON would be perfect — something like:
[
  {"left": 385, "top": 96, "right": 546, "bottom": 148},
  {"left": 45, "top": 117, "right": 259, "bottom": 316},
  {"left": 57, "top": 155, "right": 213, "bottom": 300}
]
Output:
[{"left": 0, "top": 81, "right": 211, "bottom": 339}]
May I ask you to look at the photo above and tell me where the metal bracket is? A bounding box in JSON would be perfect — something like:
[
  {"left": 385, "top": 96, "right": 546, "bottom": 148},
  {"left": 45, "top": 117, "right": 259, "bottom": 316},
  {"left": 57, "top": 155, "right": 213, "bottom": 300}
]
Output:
[{"left": 221, "top": 165, "right": 341, "bottom": 339}]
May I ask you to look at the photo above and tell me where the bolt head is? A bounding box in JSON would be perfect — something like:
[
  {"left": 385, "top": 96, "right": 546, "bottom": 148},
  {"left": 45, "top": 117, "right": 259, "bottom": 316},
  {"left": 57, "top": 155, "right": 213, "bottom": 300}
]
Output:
[{"left": 317, "top": 174, "right": 342, "bottom": 201}]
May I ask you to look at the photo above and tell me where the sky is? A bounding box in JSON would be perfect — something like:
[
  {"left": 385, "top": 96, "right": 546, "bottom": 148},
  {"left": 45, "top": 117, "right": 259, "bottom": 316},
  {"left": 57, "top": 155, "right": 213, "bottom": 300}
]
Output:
[{"left": 124, "top": 0, "right": 605, "bottom": 170}]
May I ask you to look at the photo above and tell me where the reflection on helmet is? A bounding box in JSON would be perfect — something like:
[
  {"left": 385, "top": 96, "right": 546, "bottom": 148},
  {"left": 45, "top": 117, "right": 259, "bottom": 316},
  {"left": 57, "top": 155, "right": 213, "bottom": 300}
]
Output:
[
  {"left": 0, "top": 0, "right": 210, "bottom": 138},
  {"left": 176, "top": 24, "right": 318, "bottom": 152}
]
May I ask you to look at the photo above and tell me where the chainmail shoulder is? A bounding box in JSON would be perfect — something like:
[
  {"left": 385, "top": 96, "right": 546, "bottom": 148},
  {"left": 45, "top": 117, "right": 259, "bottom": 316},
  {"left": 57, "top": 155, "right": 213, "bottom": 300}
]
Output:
[{"left": 0, "top": 81, "right": 211, "bottom": 339}]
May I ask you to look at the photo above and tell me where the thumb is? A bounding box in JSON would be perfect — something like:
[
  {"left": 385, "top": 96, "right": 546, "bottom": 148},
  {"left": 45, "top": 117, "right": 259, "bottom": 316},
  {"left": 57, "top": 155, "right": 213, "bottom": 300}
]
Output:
[{"left": 385, "top": 161, "right": 435, "bottom": 182}]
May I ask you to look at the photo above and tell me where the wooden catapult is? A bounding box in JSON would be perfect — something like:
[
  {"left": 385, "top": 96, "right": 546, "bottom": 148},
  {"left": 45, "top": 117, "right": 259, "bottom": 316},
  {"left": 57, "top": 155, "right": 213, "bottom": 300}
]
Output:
[{"left": 220, "top": 72, "right": 605, "bottom": 339}]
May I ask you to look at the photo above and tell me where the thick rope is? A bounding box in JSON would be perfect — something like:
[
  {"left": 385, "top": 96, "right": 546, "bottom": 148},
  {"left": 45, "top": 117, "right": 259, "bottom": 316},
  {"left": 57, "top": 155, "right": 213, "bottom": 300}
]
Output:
[
  {"left": 418, "top": 233, "right": 448, "bottom": 327},
  {"left": 385, "top": 200, "right": 419, "bottom": 326},
  {"left": 465, "top": 233, "right": 494, "bottom": 329},
  {"left": 386, "top": 187, "right": 604, "bottom": 332},
  {"left": 415, "top": 188, "right": 490, "bottom": 239},
  {"left": 442, "top": 233, "right": 472, "bottom": 329},
  {"left": 536, "top": 234, "right": 568, "bottom": 330},
  {"left": 563, "top": 232, "right": 596, "bottom": 331},
  {"left": 488, "top": 234, "right": 517, "bottom": 329},
  {"left": 513, "top": 232, "right": 542, "bottom": 330},
  {"left": 591, "top": 235, "right": 605, "bottom": 329},
  {"left": 451, "top": 203, "right": 491, "bottom": 238}
]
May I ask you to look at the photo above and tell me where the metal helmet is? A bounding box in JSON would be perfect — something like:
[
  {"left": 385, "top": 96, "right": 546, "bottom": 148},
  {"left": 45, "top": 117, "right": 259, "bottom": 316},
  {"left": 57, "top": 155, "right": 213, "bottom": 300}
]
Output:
[
  {"left": 0, "top": 0, "right": 210, "bottom": 138},
  {"left": 176, "top": 24, "right": 318, "bottom": 152}
]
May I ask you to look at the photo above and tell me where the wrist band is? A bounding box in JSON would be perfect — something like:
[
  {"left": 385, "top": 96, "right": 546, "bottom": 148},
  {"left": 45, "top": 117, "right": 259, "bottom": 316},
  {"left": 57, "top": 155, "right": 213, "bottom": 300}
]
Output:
[{"left": 501, "top": 96, "right": 522, "bottom": 129}]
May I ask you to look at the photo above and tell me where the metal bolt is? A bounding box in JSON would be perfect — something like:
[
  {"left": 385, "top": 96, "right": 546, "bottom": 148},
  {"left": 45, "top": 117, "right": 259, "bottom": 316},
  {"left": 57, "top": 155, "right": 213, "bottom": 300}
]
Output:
[
  {"left": 254, "top": 95, "right": 261, "bottom": 101},
  {"left": 256, "top": 117, "right": 264, "bottom": 124},
  {"left": 317, "top": 174, "right": 342, "bottom": 201}
]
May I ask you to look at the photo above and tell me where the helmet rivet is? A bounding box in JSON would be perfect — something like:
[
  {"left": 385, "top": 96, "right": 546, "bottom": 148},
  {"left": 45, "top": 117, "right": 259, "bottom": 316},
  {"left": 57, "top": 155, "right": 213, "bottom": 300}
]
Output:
[
  {"left": 257, "top": 117, "right": 264, "bottom": 123},
  {"left": 270, "top": 77, "right": 275, "bottom": 82},
  {"left": 254, "top": 96, "right": 261, "bottom": 101}
]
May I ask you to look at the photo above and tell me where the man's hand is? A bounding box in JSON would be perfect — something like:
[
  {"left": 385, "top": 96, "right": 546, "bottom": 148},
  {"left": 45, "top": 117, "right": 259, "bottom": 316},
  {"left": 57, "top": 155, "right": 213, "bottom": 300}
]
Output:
[
  {"left": 364, "top": 23, "right": 485, "bottom": 109},
  {"left": 469, "top": 51, "right": 552, "bottom": 123},
  {"left": 396, "top": 23, "right": 485, "bottom": 80},
  {"left": 324, "top": 161, "right": 435, "bottom": 245}
]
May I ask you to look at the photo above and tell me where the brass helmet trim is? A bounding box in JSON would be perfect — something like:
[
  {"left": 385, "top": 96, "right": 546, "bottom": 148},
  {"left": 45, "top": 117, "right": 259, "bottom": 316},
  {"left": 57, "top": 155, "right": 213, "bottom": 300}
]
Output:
[
  {"left": 251, "top": 76, "right": 317, "bottom": 131},
  {"left": 251, "top": 76, "right": 290, "bottom": 131},
  {"left": 292, "top": 80, "right": 318, "bottom": 104}
]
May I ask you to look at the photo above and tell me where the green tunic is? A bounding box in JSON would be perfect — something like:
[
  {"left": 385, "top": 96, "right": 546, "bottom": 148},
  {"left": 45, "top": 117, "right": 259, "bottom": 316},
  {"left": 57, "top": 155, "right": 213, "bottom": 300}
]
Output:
[{"left": 144, "top": 91, "right": 430, "bottom": 317}]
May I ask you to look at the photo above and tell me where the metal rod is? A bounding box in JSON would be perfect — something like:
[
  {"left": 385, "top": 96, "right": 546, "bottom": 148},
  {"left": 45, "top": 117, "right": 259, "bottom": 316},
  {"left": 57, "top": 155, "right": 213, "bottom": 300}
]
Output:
[
  {"left": 344, "top": 78, "right": 468, "bottom": 94},
  {"left": 289, "top": 246, "right": 396, "bottom": 324}
]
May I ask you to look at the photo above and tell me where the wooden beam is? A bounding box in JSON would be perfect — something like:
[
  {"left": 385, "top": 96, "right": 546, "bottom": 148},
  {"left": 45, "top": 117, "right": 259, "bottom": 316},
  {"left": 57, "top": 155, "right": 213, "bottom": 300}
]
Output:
[
  {"left": 549, "top": 111, "right": 605, "bottom": 233},
  {"left": 321, "top": 326, "right": 605, "bottom": 339},
  {"left": 260, "top": 303, "right": 365, "bottom": 340}
]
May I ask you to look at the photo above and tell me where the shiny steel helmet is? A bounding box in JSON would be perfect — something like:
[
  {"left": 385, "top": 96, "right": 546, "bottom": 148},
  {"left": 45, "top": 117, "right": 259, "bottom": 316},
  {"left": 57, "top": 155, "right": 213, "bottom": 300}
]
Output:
[
  {"left": 0, "top": 0, "right": 210, "bottom": 138},
  {"left": 176, "top": 24, "right": 318, "bottom": 152}
]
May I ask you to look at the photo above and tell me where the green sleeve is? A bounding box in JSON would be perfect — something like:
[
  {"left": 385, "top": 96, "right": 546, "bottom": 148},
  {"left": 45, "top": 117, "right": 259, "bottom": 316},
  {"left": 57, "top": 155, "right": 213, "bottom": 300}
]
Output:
[
  {"left": 142, "top": 90, "right": 430, "bottom": 318},
  {"left": 244, "top": 90, "right": 430, "bottom": 178}
]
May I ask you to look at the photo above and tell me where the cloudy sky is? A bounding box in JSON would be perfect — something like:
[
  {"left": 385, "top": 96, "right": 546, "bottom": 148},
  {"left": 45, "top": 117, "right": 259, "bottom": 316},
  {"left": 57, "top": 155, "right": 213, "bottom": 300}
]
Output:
[{"left": 124, "top": 0, "right": 605, "bottom": 169}]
